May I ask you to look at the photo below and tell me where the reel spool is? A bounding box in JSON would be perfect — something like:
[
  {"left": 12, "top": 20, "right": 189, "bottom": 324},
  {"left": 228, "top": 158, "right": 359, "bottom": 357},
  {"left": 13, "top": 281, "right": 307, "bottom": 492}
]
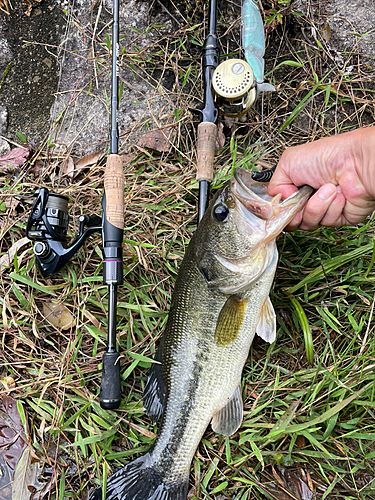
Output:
[{"left": 212, "top": 59, "right": 257, "bottom": 118}]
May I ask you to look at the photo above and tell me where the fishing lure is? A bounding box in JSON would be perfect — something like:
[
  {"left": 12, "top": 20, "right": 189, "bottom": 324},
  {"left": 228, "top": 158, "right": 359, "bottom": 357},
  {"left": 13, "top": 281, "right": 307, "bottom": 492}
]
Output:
[{"left": 242, "top": 0, "right": 266, "bottom": 83}]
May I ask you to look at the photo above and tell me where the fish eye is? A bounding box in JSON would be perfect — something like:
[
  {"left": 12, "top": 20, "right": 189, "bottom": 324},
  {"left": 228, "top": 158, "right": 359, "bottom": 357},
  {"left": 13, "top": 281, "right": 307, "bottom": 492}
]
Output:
[{"left": 213, "top": 204, "right": 229, "bottom": 222}]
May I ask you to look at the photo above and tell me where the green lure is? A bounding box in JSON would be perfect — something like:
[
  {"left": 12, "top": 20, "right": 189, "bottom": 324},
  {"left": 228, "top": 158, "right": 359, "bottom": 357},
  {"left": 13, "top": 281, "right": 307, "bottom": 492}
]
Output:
[{"left": 242, "top": 0, "right": 265, "bottom": 83}]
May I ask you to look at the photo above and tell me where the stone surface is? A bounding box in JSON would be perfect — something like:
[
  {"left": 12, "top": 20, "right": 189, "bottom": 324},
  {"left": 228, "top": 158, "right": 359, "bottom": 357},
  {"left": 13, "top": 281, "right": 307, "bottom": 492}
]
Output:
[
  {"left": 0, "top": 137, "right": 10, "bottom": 155},
  {"left": 327, "top": 0, "right": 375, "bottom": 68},
  {"left": 0, "top": 105, "right": 8, "bottom": 135},
  {"left": 50, "top": 0, "right": 174, "bottom": 155},
  {"left": 0, "top": 1, "right": 64, "bottom": 147}
]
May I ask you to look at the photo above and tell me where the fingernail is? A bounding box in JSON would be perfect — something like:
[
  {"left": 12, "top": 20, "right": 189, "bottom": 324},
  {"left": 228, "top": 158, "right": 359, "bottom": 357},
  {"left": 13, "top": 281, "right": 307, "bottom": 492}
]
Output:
[{"left": 317, "top": 184, "right": 337, "bottom": 200}]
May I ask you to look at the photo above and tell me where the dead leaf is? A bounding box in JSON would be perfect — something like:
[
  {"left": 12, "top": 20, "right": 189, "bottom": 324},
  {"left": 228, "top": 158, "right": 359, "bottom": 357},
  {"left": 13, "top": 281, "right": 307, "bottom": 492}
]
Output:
[
  {"left": 270, "top": 466, "right": 314, "bottom": 500},
  {"left": 0, "top": 376, "right": 16, "bottom": 391},
  {"left": 216, "top": 122, "right": 226, "bottom": 149},
  {"left": 4, "top": 197, "right": 19, "bottom": 212},
  {"left": 42, "top": 302, "right": 74, "bottom": 331},
  {"left": 128, "top": 421, "right": 156, "bottom": 439},
  {"left": 0, "top": 237, "right": 30, "bottom": 275},
  {"left": 160, "top": 162, "right": 180, "bottom": 173},
  {"left": 76, "top": 150, "right": 103, "bottom": 170},
  {"left": 120, "top": 152, "right": 136, "bottom": 165},
  {"left": 0, "top": 395, "right": 28, "bottom": 470},
  {"left": 137, "top": 129, "right": 172, "bottom": 153},
  {"left": 0, "top": 147, "right": 28, "bottom": 170},
  {"left": 31, "top": 160, "right": 44, "bottom": 178},
  {"left": 61, "top": 156, "right": 75, "bottom": 178},
  {"left": 12, "top": 447, "right": 42, "bottom": 500},
  {"left": 321, "top": 21, "right": 331, "bottom": 42}
]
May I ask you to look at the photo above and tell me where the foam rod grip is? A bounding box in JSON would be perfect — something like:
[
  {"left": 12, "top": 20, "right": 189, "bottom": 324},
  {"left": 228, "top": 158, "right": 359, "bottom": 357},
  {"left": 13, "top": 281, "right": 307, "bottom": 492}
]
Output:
[
  {"left": 100, "top": 351, "right": 121, "bottom": 410},
  {"left": 104, "top": 154, "right": 124, "bottom": 230},
  {"left": 196, "top": 122, "right": 217, "bottom": 182}
]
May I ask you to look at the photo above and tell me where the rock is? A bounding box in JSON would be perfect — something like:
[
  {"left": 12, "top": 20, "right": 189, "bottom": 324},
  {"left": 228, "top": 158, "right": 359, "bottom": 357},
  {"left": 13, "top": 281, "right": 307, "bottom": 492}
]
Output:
[
  {"left": 0, "top": 138, "right": 10, "bottom": 156},
  {"left": 0, "top": 105, "right": 8, "bottom": 135}
]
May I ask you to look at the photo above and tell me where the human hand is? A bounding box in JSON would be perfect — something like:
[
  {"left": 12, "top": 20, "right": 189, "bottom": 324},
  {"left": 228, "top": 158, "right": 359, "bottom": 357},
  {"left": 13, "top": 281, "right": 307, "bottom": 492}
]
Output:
[{"left": 268, "top": 127, "right": 375, "bottom": 230}]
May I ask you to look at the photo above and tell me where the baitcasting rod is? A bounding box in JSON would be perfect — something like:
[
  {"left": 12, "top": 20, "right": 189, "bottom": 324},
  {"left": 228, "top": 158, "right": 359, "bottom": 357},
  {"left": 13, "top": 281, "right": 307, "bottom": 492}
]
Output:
[
  {"left": 196, "top": 0, "right": 219, "bottom": 223},
  {"left": 99, "top": 0, "right": 124, "bottom": 410}
]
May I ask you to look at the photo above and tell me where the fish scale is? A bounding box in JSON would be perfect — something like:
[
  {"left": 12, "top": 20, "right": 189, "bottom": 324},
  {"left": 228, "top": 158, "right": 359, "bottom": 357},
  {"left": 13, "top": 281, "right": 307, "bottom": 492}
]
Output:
[{"left": 91, "top": 168, "right": 312, "bottom": 500}]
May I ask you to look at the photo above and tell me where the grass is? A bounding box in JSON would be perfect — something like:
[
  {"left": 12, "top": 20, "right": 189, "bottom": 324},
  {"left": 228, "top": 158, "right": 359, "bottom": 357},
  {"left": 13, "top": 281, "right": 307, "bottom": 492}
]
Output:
[{"left": 1, "top": 0, "right": 375, "bottom": 499}]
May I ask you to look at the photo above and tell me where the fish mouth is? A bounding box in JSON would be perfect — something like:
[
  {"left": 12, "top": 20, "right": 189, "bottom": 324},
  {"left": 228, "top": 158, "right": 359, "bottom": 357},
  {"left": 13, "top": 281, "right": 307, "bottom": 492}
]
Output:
[{"left": 232, "top": 167, "right": 313, "bottom": 240}]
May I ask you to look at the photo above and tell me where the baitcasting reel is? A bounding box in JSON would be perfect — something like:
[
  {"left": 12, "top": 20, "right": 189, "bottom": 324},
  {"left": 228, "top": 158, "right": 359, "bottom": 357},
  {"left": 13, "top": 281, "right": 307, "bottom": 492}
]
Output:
[
  {"left": 211, "top": 58, "right": 275, "bottom": 119},
  {"left": 26, "top": 188, "right": 102, "bottom": 277}
]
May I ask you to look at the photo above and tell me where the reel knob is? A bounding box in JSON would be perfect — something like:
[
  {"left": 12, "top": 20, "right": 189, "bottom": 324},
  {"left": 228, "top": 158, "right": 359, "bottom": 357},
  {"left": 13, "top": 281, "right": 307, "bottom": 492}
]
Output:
[
  {"left": 212, "top": 59, "right": 257, "bottom": 117},
  {"left": 34, "top": 241, "right": 49, "bottom": 258}
]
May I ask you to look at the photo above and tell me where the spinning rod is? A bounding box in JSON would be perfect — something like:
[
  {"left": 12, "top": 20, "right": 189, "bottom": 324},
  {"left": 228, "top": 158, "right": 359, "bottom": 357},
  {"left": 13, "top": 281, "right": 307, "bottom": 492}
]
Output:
[
  {"left": 99, "top": 0, "right": 123, "bottom": 410},
  {"left": 27, "top": 0, "right": 124, "bottom": 410}
]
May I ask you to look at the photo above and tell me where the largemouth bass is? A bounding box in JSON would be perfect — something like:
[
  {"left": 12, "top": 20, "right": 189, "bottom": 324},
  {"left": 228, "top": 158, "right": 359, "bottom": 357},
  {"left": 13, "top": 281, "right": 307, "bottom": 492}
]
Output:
[{"left": 91, "top": 168, "right": 312, "bottom": 500}]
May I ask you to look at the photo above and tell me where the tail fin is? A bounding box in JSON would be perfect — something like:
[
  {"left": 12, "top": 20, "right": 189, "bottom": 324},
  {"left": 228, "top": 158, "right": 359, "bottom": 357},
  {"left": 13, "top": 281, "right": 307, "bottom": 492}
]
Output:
[{"left": 90, "top": 454, "right": 189, "bottom": 500}]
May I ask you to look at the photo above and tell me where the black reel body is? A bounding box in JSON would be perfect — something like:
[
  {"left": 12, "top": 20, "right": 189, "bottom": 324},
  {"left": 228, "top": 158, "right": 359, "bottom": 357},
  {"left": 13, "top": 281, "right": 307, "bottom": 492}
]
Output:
[{"left": 26, "top": 188, "right": 101, "bottom": 277}]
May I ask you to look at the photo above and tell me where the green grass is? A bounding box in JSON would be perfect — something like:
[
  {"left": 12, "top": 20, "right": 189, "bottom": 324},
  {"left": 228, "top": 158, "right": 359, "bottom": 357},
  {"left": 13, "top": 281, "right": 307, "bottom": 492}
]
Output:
[{"left": 1, "top": 0, "right": 375, "bottom": 499}]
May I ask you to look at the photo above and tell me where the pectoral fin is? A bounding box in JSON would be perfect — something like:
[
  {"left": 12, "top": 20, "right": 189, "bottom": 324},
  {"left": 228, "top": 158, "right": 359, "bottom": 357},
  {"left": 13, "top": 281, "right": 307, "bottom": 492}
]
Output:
[
  {"left": 215, "top": 296, "right": 247, "bottom": 347},
  {"left": 211, "top": 385, "right": 243, "bottom": 436},
  {"left": 256, "top": 296, "right": 276, "bottom": 343}
]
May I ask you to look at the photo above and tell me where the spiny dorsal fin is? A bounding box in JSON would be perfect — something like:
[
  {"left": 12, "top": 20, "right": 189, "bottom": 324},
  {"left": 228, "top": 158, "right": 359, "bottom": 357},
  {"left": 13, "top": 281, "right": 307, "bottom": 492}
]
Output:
[
  {"left": 256, "top": 296, "right": 276, "bottom": 343},
  {"left": 215, "top": 296, "right": 247, "bottom": 347},
  {"left": 211, "top": 385, "right": 243, "bottom": 436}
]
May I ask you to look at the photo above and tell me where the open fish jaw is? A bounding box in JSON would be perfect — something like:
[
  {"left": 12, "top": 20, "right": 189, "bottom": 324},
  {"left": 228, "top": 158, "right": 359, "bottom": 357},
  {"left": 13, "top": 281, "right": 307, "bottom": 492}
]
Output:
[{"left": 232, "top": 167, "right": 313, "bottom": 240}]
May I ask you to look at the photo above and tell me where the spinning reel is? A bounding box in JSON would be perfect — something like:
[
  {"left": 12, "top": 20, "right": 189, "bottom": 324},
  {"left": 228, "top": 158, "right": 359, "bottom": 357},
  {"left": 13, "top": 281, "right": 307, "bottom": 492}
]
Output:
[
  {"left": 26, "top": 187, "right": 102, "bottom": 277},
  {"left": 211, "top": 58, "right": 275, "bottom": 119}
]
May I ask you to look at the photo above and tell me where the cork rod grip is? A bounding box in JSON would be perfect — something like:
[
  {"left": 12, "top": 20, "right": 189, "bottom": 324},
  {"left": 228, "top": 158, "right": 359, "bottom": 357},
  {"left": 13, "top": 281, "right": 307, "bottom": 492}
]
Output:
[
  {"left": 104, "top": 154, "right": 124, "bottom": 230},
  {"left": 196, "top": 122, "right": 217, "bottom": 182}
]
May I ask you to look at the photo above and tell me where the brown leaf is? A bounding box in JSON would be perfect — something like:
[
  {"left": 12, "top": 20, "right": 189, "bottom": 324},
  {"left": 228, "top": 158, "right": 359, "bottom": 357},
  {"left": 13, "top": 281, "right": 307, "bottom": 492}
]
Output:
[
  {"left": 0, "top": 376, "right": 16, "bottom": 391},
  {"left": 137, "top": 129, "right": 172, "bottom": 153},
  {"left": 0, "top": 237, "right": 30, "bottom": 275},
  {"left": 216, "top": 122, "right": 226, "bottom": 149},
  {"left": 31, "top": 160, "right": 44, "bottom": 178},
  {"left": 42, "top": 302, "right": 74, "bottom": 331},
  {"left": 76, "top": 150, "right": 103, "bottom": 170},
  {"left": 128, "top": 421, "right": 156, "bottom": 439},
  {"left": 271, "top": 466, "right": 314, "bottom": 500},
  {"left": 0, "top": 147, "right": 29, "bottom": 169},
  {"left": 5, "top": 196, "right": 19, "bottom": 212},
  {"left": 61, "top": 156, "right": 75, "bottom": 178},
  {"left": 12, "top": 446, "right": 42, "bottom": 499},
  {"left": 0, "top": 395, "right": 28, "bottom": 470}
]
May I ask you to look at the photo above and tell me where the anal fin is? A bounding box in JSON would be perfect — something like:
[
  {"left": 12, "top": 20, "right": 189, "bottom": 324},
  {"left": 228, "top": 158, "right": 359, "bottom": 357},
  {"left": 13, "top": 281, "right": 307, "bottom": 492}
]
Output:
[
  {"left": 211, "top": 385, "right": 243, "bottom": 436},
  {"left": 256, "top": 296, "right": 276, "bottom": 343}
]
